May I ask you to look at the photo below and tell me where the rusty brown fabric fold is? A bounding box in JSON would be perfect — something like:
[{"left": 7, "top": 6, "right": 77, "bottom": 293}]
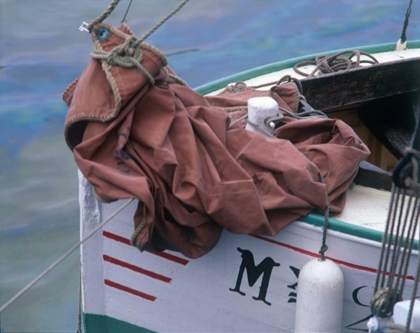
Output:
[{"left": 63, "top": 24, "right": 370, "bottom": 258}]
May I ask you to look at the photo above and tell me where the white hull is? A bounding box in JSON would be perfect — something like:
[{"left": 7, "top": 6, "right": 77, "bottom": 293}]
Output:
[
  {"left": 78, "top": 43, "right": 420, "bottom": 332},
  {"left": 79, "top": 172, "right": 419, "bottom": 333}
]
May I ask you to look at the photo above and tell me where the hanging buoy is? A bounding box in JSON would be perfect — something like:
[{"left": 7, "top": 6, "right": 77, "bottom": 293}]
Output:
[
  {"left": 295, "top": 258, "right": 344, "bottom": 333},
  {"left": 246, "top": 96, "right": 279, "bottom": 136}
]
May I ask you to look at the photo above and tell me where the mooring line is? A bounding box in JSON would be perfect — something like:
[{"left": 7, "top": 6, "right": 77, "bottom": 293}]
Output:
[{"left": 0, "top": 198, "right": 134, "bottom": 314}]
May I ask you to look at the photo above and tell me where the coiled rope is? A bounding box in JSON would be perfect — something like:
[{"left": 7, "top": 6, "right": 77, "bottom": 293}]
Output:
[{"left": 293, "top": 50, "right": 378, "bottom": 77}]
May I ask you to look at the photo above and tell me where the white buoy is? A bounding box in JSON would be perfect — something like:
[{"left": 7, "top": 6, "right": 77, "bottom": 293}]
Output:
[
  {"left": 393, "top": 299, "right": 420, "bottom": 331},
  {"left": 245, "top": 96, "right": 279, "bottom": 136},
  {"left": 295, "top": 258, "right": 344, "bottom": 333}
]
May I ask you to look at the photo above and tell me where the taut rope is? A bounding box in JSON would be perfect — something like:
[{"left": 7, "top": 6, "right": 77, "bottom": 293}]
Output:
[
  {"left": 87, "top": 0, "right": 121, "bottom": 32},
  {"left": 88, "top": 0, "right": 190, "bottom": 43},
  {"left": 400, "top": 0, "right": 414, "bottom": 44},
  {"left": 121, "top": 0, "right": 133, "bottom": 23},
  {"left": 318, "top": 173, "right": 330, "bottom": 261},
  {"left": 0, "top": 199, "right": 134, "bottom": 314},
  {"left": 1, "top": 0, "right": 193, "bottom": 316}
]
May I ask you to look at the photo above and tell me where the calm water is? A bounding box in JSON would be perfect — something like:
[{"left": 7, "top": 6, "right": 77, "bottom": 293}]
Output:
[{"left": 1, "top": 1, "right": 419, "bottom": 332}]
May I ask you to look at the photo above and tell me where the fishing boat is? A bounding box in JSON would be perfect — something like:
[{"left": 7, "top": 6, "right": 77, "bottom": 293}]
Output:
[
  {"left": 1, "top": 1, "right": 419, "bottom": 333},
  {"left": 72, "top": 1, "right": 420, "bottom": 332},
  {"left": 74, "top": 39, "right": 420, "bottom": 332}
]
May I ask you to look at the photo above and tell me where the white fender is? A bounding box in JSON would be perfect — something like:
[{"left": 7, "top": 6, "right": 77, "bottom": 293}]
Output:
[
  {"left": 295, "top": 258, "right": 344, "bottom": 333},
  {"left": 393, "top": 299, "right": 420, "bottom": 331},
  {"left": 246, "top": 96, "right": 279, "bottom": 136}
]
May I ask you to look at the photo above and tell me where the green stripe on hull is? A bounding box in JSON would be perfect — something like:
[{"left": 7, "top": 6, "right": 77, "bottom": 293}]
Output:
[
  {"left": 301, "top": 212, "right": 419, "bottom": 249},
  {"left": 84, "top": 313, "right": 157, "bottom": 333},
  {"left": 301, "top": 213, "right": 383, "bottom": 243}
]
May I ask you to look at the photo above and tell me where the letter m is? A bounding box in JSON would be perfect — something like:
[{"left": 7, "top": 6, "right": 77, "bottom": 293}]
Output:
[{"left": 230, "top": 247, "right": 280, "bottom": 306}]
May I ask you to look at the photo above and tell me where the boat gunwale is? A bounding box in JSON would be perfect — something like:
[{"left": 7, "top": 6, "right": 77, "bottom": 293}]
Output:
[{"left": 194, "top": 40, "right": 420, "bottom": 95}]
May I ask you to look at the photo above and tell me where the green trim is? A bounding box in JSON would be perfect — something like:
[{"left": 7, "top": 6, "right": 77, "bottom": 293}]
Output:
[
  {"left": 84, "top": 313, "right": 157, "bottom": 333},
  {"left": 301, "top": 212, "right": 419, "bottom": 249},
  {"left": 300, "top": 213, "right": 384, "bottom": 243},
  {"left": 194, "top": 40, "right": 420, "bottom": 95}
]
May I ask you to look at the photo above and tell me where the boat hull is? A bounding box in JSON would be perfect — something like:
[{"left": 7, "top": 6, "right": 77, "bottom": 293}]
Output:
[
  {"left": 78, "top": 41, "right": 420, "bottom": 332},
  {"left": 79, "top": 172, "right": 419, "bottom": 333}
]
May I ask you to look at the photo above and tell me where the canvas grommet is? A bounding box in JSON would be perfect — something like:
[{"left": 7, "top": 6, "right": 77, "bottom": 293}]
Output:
[{"left": 96, "top": 28, "right": 110, "bottom": 41}]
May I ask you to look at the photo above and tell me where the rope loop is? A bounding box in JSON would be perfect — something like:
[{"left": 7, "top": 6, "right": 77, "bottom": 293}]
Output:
[
  {"left": 294, "top": 50, "right": 379, "bottom": 77},
  {"left": 276, "top": 74, "right": 304, "bottom": 95},
  {"left": 87, "top": 0, "right": 190, "bottom": 85},
  {"left": 90, "top": 33, "right": 155, "bottom": 86},
  {"left": 318, "top": 244, "right": 329, "bottom": 261}
]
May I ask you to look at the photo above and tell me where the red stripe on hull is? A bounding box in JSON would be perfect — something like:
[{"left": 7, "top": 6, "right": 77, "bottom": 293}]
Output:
[
  {"left": 102, "top": 230, "right": 189, "bottom": 265},
  {"left": 251, "top": 234, "right": 415, "bottom": 280},
  {"left": 151, "top": 251, "right": 189, "bottom": 265},
  {"left": 103, "top": 254, "right": 171, "bottom": 283},
  {"left": 104, "top": 279, "right": 156, "bottom": 301},
  {"left": 103, "top": 230, "right": 131, "bottom": 245}
]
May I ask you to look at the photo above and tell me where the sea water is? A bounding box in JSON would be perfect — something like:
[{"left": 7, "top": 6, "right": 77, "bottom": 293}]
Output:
[{"left": 1, "top": 0, "right": 419, "bottom": 332}]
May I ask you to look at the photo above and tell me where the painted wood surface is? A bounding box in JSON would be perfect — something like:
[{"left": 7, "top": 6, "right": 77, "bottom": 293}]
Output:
[
  {"left": 79, "top": 45, "right": 420, "bottom": 332},
  {"left": 79, "top": 172, "right": 419, "bottom": 332}
]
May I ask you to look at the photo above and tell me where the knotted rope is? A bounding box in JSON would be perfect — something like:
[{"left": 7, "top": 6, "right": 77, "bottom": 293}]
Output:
[
  {"left": 88, "top": 0, "right": 190, "bottom": 86},
  {"left": 90, "top": 34, "right": 156, "bottom": 85},
  {"left": 293, "top": 50, "right": 378, "bottom": 77}
]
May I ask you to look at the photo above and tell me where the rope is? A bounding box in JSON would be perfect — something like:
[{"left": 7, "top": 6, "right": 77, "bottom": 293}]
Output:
[
  {"left": 87, "top": 0, "right": 121, "bottom": 32},
  {"left": 245, "top": 117, "right": 276, "bottom": 137},
  {"left": 229, "top": 114, "right": 248, "bottom": 128},
  {"left": 130, "top": 220, "right": 147, "bottom": 247},
  {"left": 228, "top": 78, "right": 330, "bottom": 257},
  {"left": 88, "top": 0, "right": 189, "bottom": 42},
  {"left": 250, "top": 74, "right": 304, "bottom": 93},
  {"left": 406, "top": 247, "right": 420, "bottom": 332},
  {"left": 404, "top": 148, "right": 420, "bottom": 190},
  {"left": 138, "top": 0, "right": 190, "bottom": 44},
  {"left": 318, "top": 173, "right": 330, "bottom": 261},
  {"left": 0, "top": 198, "right": 134, "bottom": 314},
  {"left": 89, "top": 0, "right": 190, "bottom": 87},
  {"left": 371, "top": 165, "right": 420, "bottom": 320},
  {"left": 400, "top": 0, "right": 413, "bottom": 44},
  {"left": 374, "top": 184, "right": 399, "bottom": 292},
  {"left": 121, "top": 0, "right": 133, "bottom": 23},
  {"left": 293, "top": 50, "right": 378, "bottom": 77},
  {"left": 168, "top": 73, "right": 189, "bottom": 87},
  {"left": 76, "top": 271, "right": 82, "bottom": 333},
  {"left": 90, "top": 37, "right": 156, "bottom": 86},
  {"left": 227, "top": 77, "right": 327, "bottom": 133}
]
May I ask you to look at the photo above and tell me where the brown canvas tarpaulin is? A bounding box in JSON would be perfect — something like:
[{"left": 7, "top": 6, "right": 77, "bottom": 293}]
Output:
[{"left": 63, "top": 24, "right": 370, "bottom": 258}]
